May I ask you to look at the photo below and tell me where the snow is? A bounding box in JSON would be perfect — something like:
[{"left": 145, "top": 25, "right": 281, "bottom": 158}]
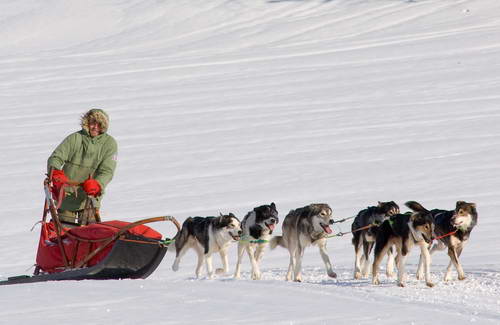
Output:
[{"left": 1, "top": 0, "right": 500, "bottom": 323}]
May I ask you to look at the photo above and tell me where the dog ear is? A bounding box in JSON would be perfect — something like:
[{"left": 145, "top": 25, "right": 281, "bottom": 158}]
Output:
[
  {"left": 377, "top": 201, "right": 382, "bottom": 207},
  {"left": 456, "top": 201, "right": 466, "bottom": 209},
  {"left": 270, "top": 202, "right": 276, "bottom": 210}
]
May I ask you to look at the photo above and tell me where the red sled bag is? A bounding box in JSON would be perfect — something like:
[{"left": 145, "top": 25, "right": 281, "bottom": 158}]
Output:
[{"left": 35, "top": 221, "right": 162, "bottom": 273}]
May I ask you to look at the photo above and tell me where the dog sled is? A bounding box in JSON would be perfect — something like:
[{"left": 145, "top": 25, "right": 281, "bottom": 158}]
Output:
[{"left": 0, "top": 176, "right": 180, "bottom": 286}]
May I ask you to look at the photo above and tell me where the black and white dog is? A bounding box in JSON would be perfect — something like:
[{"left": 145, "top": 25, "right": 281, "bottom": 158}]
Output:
[
  {"left": 351, "top": 201, "right": 400, "bottom": 279},
  {"left": 372, "top": 201, "right": 435, "bottom": 287},
  {"left": 411, "top": 201, "right": 478, "bottom": 281},
  {"left": 234, "top": 203, "right": 279, "bottom": 280},
  {"left": 172, "top": 213, "right": 242, "bottom": 279},
  {"left": 271, "top": 203, "right": 336, "bottom": 282}
]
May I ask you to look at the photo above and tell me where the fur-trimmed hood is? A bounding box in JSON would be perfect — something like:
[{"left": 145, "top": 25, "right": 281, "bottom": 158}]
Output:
[{"left": 81, "top": 109, "right": 110, "bottom": 134}]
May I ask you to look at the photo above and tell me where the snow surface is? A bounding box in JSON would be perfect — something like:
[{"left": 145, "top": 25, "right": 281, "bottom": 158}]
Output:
[{"left": 1, "top": 0, "right": 500, "bottom": 324}]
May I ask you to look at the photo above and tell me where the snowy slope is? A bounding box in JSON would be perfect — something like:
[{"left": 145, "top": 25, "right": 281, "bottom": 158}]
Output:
[{"left": 1, "top": 0, "right": 500, "bottom": 324}]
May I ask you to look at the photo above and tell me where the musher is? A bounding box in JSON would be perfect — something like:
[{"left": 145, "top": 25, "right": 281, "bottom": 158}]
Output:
[{"left": 47, "top": 109, "right": 118, "bottom": 226}]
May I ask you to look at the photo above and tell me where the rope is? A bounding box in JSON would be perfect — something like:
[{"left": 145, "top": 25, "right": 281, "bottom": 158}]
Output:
[
  {"left": 433, "top": 230, "right": 457, "bottom": 241},
  {"left": 332, "top": 216, "right": 356, "bottom": 224},
  {"left": 327, "top": 224, "right": 375, "bottom": 238}
]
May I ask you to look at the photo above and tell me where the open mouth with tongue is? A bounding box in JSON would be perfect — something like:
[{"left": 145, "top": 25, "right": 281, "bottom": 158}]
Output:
[
  {"left": 320, "top": 223, "right": 333, "bottom": 234},
  {"left": 265, "top": 222, "right": 275, "bottom": 231},
  {"left": 231, "top": 234, "right": 241, "bottom": 241}
]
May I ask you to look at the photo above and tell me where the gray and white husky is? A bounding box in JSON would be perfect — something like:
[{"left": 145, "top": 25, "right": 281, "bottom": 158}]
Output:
[
  {"left": 271, "top": 203, "right": 336, "bottom": 282},
  {"left": 234, "top": 203, "right": 279, "bottom": 280},
  {"left": 172, "top": 213, "right": 242, "bottom": 279}
]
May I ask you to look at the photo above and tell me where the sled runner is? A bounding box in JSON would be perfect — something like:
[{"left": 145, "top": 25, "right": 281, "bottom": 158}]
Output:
[{"left": 0, "top": 175, "right": 180, "bottom": 286}]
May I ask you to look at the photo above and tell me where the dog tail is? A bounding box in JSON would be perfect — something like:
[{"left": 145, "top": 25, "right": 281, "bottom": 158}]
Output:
[
  {"left": 405, "top": 201, "right": 429, "bottom": 213},
  {"left": 172, "top": 217, "right": 192, "bottom": 256},
  {"left": 269, "top": 235, "right": 286, "bottom": 249}
]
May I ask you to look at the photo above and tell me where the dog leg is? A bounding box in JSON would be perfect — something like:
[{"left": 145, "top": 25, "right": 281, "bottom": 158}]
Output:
[
  {"left": 353, "top": 234, "right": 363, "bottom": 279},
  {"left": 294, "top": 246, "right": 305, "bottom": 282},
  {"left": 246, "top": 245, "right": 261, "bottom": 280},
  {"left": 416, "top": 252, "right": 424, "bottom": 280},
  {"left": 444, "top": 260, "right": 454, "bottom": 281},
  {"left": 396, "top": 250, "right": 408, "bottom": 287},
  {"left": 386, "top": 246, "right": 395, "bottom": 278},
  {"left": 233, "top": 242, "right": 246, "bottom": 279},
  {"left": 254, "top": 243, "right": 267, "bottom": 263},
  {"left": 418, "top": 241, "right": 434, "bottom": 287},
  {"left": 456, "top": 244, "right": 466, "bottom": 280},
  {"left": 216, "top": 248, "right": 229, "bottom": 275},
  {"left": 362, "top": 241, "right": 373, "bottom": 278},
  {"left": 205, "top": 253, "right": 215, "bottom": 279},
  {"left": 318, "top": 239, "right": 336, "bottom": 278},
  {"left": 416, "top": 242, "right": 432, "bottom": 280},
  {"left": 448, "top": 245, "right": 466, "bottom": 280},
  {"left": 372, "top": 239, "right": 391, "bottom": 285},
  {"left": 172, "top": 243, "right": 190, "bottom": 272},
  {"left": 286, "top": 246, "right": 296, "bottom": 281},
  {"left": 194, "top": 245, "right": 205, "bottom": 278}
]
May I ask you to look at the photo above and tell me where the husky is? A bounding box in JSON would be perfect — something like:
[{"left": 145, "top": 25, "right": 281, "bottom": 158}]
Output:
[
  {"left": 234, "top": 203, "right": 279, "bottom": 280},
  {"left": 372, "top": 201, "right": 435, "bottom": 287},
  {"left": 411, "top": 201, "right": 477, "bottom": 281},
  {"left": 271, "top": 203, "right": 336, "bottom": 282},
  {"left": 172, "top": 213, "right": 242, "bottom": 279},
  {"left": 351, "top": 201, "right": 400, "bottom": 279}
]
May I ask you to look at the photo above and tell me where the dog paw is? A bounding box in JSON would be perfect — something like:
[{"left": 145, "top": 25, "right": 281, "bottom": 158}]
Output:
[
  {"left": 251, "top": 272, "right": 261, "bottom": 280},
  {"left": 386, "top": 271, "right": 396, "bottom": 279},
  {"left": 172, "top": 264, "right": 179, "bottom": 272},
  {"left": 398, "top": 282, "right": 406, "bottom": 288},
  {"left": 416, "top": 273, "right": 424, "bottom": 280},
  {"left": 215, "top": 268, "right": 225, "bottom": 275},
  {"left": 426, "top": 281, "right": 435, "bottom": 288},
  {"left": 354, "top": 272, "right": 362, "bottom": 280},
  {"left": 327, "top": 271, "right": 337, "bottom": 278},
  {"left": 234, "top": 273, "right": 241, "bottom": 279},
  {"left": 294, "top": 278, "right": 302, "bottom": 283},
  {"left": 458, "top": 275, "right": 466, "bottom": 281},
  {"left": 444, "top": 273, "right": 452, "bottom": 281},
  {"left": 372, "top": 278, "right": 380, "bottom": 285}
]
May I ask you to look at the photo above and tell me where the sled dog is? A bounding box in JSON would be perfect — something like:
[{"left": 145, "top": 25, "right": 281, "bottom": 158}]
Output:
[
  {"left": 271, "top": 203, "right": 336, "bottom": 282},
  {"left": 234, "top": 203, "right": 279, "bottom": 280},
  {"left": 372, "top": 201, "right": 435, "bottom": 287},
  {"left": 172, "top": 213, "right": 242, "bottom": 279},
  {"left": 351, "top": 201, "right": 400, "bottom": 279},
  {"left": 410, "top": 201, "right": 477, "bottom": 281}
]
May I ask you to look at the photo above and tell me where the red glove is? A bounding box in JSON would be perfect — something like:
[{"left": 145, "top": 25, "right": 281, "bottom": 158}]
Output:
[
  {"left": 82, "top": 178, "right": 101, "bottom": 196},
  {"left": 52, "top": 170, "right": 68, "bottom": 187}
]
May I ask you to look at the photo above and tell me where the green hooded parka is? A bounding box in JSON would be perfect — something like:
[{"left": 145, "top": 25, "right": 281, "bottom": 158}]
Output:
[{"left": 47, "top": 109, "right": 118, "bottom": 211}]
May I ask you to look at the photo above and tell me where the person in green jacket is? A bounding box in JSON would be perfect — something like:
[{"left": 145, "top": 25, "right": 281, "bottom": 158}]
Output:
[{"left": 47, "top": 109, "right": 118, "bottom": 225}]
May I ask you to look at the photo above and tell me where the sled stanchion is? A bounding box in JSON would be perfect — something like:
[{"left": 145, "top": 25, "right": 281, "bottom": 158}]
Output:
[{"left": 44, "top": 181, "right": 70, "bottom": 268}]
